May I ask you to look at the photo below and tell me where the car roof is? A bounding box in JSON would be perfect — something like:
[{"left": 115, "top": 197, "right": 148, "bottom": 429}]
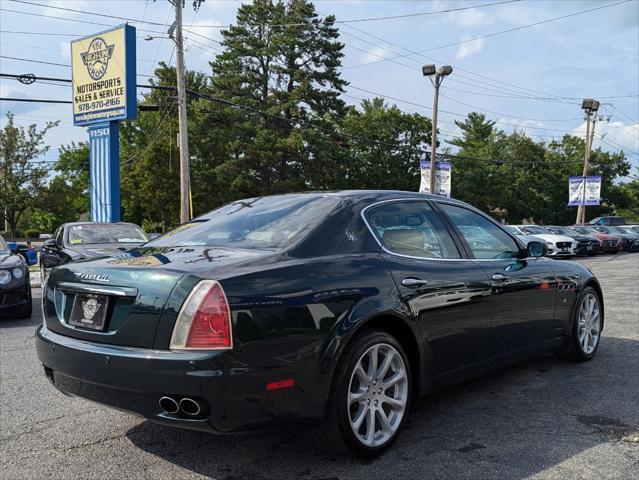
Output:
[{"left": 62, "top": 221, "right": 141, "bottom": 228}]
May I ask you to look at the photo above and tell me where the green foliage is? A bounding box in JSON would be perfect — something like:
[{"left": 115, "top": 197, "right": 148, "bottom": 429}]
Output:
[
  {"left": 23, "top": 228, "right": 40, "bottom": 239},
  {"left": 26, "top": 2, "right": 633, "bottom": 232},
  {"left": 0, "top": 113, "right": 59, "bottom": 237},
  {"left": 336, "top": 98, "right": 432, "bottom": 191}
]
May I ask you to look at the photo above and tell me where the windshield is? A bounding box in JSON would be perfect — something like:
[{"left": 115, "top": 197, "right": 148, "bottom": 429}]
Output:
[
  {"left": 504, "top": 226, "right": 522, "bottom": 236},
  {"left": 67, "top": 224, "right": 148, "bottom": 245},
  {"left": 147, "top": 195, "right": 340, "bottom": 249},
  {"left": 0, "top": 236, "right": 8, "bottom": 253},
  {"left": 547, "top": 226, "right": 570, "bottom": 235},
  {"left": 521, "top": 226, "right": 544, "bottom": 234}
]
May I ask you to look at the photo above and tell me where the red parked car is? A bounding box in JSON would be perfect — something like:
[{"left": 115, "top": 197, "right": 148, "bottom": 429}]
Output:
[{"left": 572, "top": 226, "right": 621, "bottom": 253}]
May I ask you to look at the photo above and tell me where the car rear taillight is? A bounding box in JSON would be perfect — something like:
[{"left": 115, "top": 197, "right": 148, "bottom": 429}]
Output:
[{"left": 170, "top": 280, "right": 233, "bottom": 350}]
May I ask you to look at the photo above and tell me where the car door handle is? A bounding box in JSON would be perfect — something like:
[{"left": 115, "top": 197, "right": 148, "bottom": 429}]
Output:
[
  {"left": 401, "top": 278, "right": 429, "bottom": 288},
  {"left": 491, "top": 273, "right": 509, "bottom": 282}
]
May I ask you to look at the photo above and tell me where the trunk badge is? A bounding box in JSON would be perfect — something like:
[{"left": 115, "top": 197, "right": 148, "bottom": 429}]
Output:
[{"left": 77, "top": 272, "right": 110, "bottom": 282}]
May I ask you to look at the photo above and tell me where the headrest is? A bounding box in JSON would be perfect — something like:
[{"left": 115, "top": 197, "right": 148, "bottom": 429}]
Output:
[{"left": 382, "top": 229, "right": 424, "bottom": 255}]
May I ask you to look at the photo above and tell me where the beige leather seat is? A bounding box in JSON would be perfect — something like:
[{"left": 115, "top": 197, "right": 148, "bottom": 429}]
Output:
[{"left": 382, "top": 229, "right": 425, "bottom": 257}]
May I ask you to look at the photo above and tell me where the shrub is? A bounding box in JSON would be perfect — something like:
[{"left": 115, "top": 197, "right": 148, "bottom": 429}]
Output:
[{"left": 24, "top": 228, "right": 40, "bottom": 239}]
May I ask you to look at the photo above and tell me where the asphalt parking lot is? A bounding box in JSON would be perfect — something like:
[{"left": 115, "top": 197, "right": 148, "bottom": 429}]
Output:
[{"left": 1, "top": 254, "right": 638, "bottom": 480}]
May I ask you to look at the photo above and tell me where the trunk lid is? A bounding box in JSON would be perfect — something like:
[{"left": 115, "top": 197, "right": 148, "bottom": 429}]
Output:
[{"left": 43, "top": 246, "right": 277, "bottom": 348}]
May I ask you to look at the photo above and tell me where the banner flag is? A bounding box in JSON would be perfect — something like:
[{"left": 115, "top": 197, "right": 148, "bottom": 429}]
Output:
[
  {"left": 419, "top": 160, "right": 451, "bottom": 197},
  {"left": 568, "top": 175, "right": 601, "bottom": 206}
]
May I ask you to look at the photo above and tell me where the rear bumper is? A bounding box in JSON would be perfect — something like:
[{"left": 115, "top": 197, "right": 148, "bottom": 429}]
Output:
[{"left": 36, "top": 325, "right": 323, "bottom": 433}]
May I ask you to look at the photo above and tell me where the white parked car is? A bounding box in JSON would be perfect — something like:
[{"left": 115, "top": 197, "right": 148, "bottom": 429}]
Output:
[{"left": 510, "top": 225, "right": 576, "bottom": 257}]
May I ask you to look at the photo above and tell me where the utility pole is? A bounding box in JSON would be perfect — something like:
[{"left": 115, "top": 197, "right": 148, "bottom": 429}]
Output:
[
  {"left": 170, "top": 0, "right": 191, "bottom": 223},
  {"left": 422, "top": 64, "right": 453, "bottom": 195},
  {"left": 576, "top": 99, "right": 599, "bottom": 225}
]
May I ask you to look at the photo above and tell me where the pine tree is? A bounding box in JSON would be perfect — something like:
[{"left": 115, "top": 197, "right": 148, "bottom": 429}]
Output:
[{"left": 209, "top": 0, "right": 347, "bottom": 195}]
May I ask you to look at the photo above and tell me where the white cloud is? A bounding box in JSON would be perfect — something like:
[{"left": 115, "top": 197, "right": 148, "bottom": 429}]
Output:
[
  {"left": 44, "top": 0, "right": 90, "bottom": 18},
  {"left": 448, "top": 8, "right": 489, "bottom": 28},
  {"left": 455, "top": 37, "right": 484, "bottom": 60},
  {"left": 360, "top": 45, "right": 403, "bottom": 64},
  {"left": 573, "top": 120, "right": 639, "bottom": 156}
]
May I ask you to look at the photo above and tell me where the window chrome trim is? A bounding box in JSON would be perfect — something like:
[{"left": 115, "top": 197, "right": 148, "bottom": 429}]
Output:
[
  {"left": 360, "top": 198, "right": 533, "bottom": 263},
  {"left": 360, "top": 199, "right": 472, "bottom": 262}
]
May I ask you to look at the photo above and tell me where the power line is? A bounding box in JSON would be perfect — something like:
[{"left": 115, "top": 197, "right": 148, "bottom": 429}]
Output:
[
  {"left": 8, "top": 0, "right": 522, "bottom": 28},
  {"left": 345, "top": 0, "right": 631, "bottom": 69},
  {"left": 2, "top": 72, "right": 635, "bottom": 161}
]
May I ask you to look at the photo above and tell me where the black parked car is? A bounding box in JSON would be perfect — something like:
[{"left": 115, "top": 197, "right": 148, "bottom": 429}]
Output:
[
  {"left": 543, "top": 226, "right": 600, "bottom": 256},
  {"left": 36, "top": 192, "right": 604, "bottom": 457},
  {"left": 0, "top": 235, "right": 32, "bottom": 318},
  {"left": 40, "top": 222, "right": 149, "bottom": 282}
]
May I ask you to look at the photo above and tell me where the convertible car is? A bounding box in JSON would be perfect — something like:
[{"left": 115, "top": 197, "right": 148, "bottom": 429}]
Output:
[
  {"left": 1, "top": 235, "right": 32, "bottom": 318},
  {"left": 36, "top": 191, "right": 603, "bottom": 457}
]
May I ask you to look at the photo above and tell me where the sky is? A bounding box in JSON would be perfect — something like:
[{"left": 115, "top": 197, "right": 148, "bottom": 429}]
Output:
[{"left": 1, "top": 0, "right": 638, "bottom": 176}]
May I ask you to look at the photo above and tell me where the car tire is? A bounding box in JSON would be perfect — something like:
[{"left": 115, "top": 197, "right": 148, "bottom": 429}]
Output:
[
  {"left": 557, "top": 286, "right": 602, "bottom": 362},
  {"left": 307, "top": 329, "right": 412, "bottom": 458}
]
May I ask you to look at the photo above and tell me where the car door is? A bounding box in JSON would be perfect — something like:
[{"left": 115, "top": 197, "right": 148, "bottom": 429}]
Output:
[
  {"left": 436, "top": 203, "right": 558, "bottom": 353},
  {"left": 364, "top": 200, "right": 494, "bottom": 376}
]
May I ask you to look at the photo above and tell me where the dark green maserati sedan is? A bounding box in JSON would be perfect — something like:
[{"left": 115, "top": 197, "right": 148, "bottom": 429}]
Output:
[{"left": 36, "top": 191, "right": 603, "bottom": 457}]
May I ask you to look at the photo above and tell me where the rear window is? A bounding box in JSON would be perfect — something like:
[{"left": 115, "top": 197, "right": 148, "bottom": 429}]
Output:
[{"left": 147, "top": 195, "right": 340, "bottom": 249}]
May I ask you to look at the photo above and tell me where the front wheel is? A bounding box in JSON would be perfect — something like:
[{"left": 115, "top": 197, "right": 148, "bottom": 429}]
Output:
[
  {"left": 559, "top": 286, "right": 602, "bottom": 361},
  {"left": 307, "top": 330, "right": 412, "bottom": 458}
]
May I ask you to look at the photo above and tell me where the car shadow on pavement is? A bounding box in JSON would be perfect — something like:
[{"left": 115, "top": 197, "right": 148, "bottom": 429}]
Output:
[{"left": 126, "top": 337, "right": 639, "bottom": 480}]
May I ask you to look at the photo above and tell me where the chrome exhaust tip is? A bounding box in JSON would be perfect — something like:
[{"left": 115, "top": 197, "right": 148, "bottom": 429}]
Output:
[
  {"left": 159, "top": 396, "right": 179, "bottom": 414},
  {"left": 179, "top": 397, "right": 201, "bottom": 416}
]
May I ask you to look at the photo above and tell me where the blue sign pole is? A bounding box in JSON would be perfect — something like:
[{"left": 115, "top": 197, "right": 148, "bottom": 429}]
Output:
[{"left": 88, "top": 121, "right": 120, "bottom": 222}]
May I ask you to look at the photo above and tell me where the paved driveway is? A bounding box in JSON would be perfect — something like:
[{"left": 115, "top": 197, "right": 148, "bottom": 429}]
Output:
[{"left": 1, "top": 254, "right": 637, "bottom": 479}]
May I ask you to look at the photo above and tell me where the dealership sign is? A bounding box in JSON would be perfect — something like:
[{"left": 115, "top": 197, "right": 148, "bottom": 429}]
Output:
[
  {"left": 72, "top": 25, "right": 136, "bottom": 222},
  {"left": 568, "top": 175, "right": 602, "bottom": 206},
  {"left": 71, "top": 25, "right": 136, "bottom": 126},
  {"left": 419, "top": 160, "right": 451, "bottom": 197}
]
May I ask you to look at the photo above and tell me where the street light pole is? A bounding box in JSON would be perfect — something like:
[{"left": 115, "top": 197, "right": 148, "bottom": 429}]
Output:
[
  {"left": 171, "top": 0, "right": 191, "bottom": 224},
  {"left": 430, "top": 77, "right": 441, "bottom": 195},
  {"left": 576, "top": 99, "right": 599, "bottom": 225},
  {"left": 422, "top": 64, "right": 453, "bottom": 195}
]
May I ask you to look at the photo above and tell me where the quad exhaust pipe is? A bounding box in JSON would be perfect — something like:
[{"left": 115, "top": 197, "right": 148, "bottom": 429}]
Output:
[
  {"left": 159, "top": 396, "right": 179, "bottom": 414},
  {"left": 179, "top": 397, "right": 201, "bottom": 416},
  {"left": 159, "top": 395, "right": 201, "bottom": 416}
]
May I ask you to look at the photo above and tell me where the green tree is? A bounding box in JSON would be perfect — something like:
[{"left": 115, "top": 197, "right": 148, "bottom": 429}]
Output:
[
  {"left": 336, "top": 98, "right": 433, "bottom": 191},
  {"left": 0, "top": 113, "right": 58, "bottom": 237},
  {"left": 120, "top": 63, "right": 209, "bottom": 228},
  {"left": 209, "top": 0, "right": 346, "bottom": 196}
]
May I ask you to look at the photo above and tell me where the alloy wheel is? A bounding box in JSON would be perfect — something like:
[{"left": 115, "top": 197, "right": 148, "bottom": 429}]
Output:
[
  {"left": 347, "top": 343, "right": 408, "bottom": 447},
  {"left": 578, "top": 293, "right": 601, "bottom": 355}
]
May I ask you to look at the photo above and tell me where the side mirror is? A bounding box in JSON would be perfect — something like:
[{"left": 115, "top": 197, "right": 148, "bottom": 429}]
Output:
[
  {"left": 526, "top": 241, "right": 547, "bottom": 258},
  {"left": 43, "top": 238, "right": 59, "bottom": 250}
]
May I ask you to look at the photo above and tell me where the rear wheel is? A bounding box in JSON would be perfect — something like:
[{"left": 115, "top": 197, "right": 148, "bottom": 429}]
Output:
[
  {"left": 307, "top": 330, "right": 411, "bottom": 458},
  {"left": 559, "top": 286, "right": 602, "bottom": 361}
]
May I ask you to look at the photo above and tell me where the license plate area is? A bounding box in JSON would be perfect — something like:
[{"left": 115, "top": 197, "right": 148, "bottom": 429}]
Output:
[{"left": 68, "top": 293, "right": 109, "bottom": 331}]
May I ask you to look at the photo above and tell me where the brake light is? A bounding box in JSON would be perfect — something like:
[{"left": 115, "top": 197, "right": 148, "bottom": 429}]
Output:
[{"left": 170, "top": 280, "right": 233, "bottom": 350}]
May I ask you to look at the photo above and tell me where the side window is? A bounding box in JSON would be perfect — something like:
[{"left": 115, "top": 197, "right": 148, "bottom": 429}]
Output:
[
  {"left": 439, "top": 204, "right": 520, "bottom": 259},
  {"left": 366, "top": 202, "right": 460, "bottom": 259}
]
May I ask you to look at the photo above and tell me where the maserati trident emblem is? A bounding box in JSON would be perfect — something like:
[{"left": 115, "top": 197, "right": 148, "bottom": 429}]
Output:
[{"left": 81, "top": 297, "right": 100, "bottom": 321}]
